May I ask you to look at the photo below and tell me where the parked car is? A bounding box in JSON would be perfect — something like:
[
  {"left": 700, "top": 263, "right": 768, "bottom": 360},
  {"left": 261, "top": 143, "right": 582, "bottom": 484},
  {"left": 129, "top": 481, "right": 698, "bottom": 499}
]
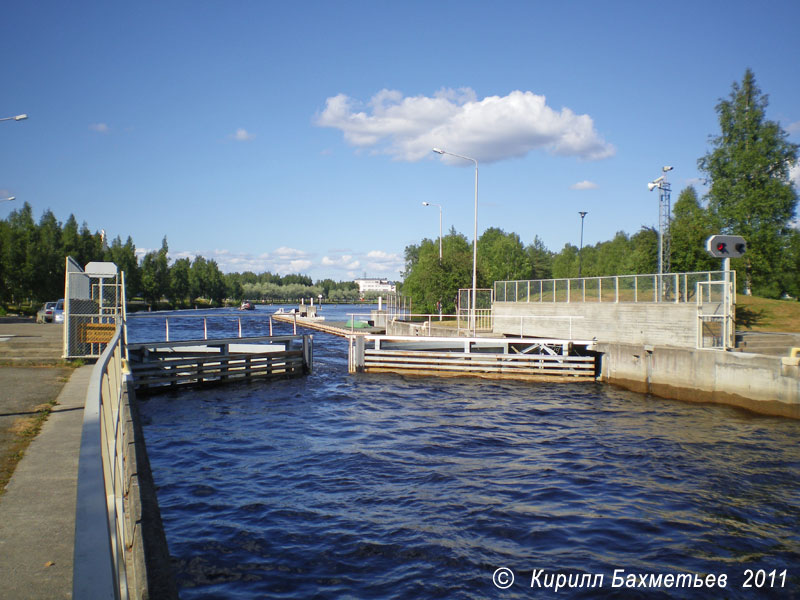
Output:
[
  {"left": 53, "top": 299, "right": 65, "bottom": 324},
  {"left": 36, "top": 301, "right": 56, "bottom": 323}
]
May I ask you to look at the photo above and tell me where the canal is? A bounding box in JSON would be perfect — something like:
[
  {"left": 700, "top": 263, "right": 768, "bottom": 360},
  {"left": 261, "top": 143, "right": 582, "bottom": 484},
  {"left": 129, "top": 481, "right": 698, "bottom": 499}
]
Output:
[{"left": 132, "top": 306, "right": 800, "bottom": 599}]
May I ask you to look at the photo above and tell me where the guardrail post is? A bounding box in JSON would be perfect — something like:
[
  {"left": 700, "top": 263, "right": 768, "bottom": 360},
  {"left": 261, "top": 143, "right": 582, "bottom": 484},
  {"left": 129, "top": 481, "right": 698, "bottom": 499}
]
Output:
[{"left": 165, "top": 318, "right": 169, "bottom": 342}]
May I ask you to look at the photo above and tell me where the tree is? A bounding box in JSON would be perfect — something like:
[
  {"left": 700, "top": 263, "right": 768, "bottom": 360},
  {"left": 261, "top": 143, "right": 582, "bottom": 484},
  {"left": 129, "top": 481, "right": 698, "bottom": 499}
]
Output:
[
  {"left": 628, "top": 227, "right": 659, "bottom": 274},
  {"left": 551, "top": 243, "right": 579, "bottom": 279},
  {"left": 698, "top": 69, "right": 799, "bottom": 296},
  {"left": 402, "top": 229, "right": 474, "bottom": 313},
  {"left": 107, "top": 236, "right": 141, "bottom": 298},
  {"left": 478, "top": 227, "right": 531, "bottom": 284},
  {"left": 140, "top": 237, "right": 170, "bottom": 307},
  {"left": 169, "top": 257, "right": 191, "bottom": 306},
  {"left": 31, "top": 210, "right": 64, "bottom": 301},
  {"left": 669, "top": 187, "right": 719, "bottom": 273},
  {"left": 525, "top": 236, "right": 553, "bottom": 280},
  {"left": 3, "top": 202, "right": 37, "bottom": 303}
]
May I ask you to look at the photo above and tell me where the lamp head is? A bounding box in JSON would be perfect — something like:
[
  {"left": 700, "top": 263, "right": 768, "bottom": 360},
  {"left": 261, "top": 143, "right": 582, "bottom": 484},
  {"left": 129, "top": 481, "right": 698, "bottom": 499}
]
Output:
[
  {"left": 579, "top": 211, "right": 587, "bottom": 218},
  {"left": 432, "top": 147, "right": 444, "bottom": 155}
]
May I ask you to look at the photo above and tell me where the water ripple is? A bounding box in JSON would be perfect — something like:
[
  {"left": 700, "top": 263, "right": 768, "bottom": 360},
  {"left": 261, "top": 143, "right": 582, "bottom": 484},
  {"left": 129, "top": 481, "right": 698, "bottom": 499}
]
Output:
[{"left": 137, "top": 308, "right": 800, "bottom": 599}]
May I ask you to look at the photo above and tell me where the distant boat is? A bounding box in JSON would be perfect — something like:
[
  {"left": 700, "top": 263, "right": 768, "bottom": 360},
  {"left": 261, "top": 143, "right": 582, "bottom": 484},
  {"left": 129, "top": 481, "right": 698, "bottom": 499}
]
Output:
[{"left": 239, "top": 301, "right": 255, "bottom": 311}]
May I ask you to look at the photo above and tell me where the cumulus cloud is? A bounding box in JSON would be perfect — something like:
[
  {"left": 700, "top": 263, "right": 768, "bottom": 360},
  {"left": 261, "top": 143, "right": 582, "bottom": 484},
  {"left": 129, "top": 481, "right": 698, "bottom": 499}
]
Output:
[
  {"left": 570, "top": 180, "right": 599, "bottom": 190},
  {"left": 316, "top": 87, "right": 614, "bottom": 163},
  {"left": 230, "top": 128, "right": 255, "bottom": 141},
  {"left": 89, "top": 123, "right": 110, "bottom": 133}
]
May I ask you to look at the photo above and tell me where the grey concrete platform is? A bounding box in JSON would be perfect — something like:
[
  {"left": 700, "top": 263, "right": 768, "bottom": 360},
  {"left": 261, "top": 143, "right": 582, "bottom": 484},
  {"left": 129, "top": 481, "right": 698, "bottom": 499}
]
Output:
[{"left": 0, "top": 365, "right": 92, "bottom": 599}]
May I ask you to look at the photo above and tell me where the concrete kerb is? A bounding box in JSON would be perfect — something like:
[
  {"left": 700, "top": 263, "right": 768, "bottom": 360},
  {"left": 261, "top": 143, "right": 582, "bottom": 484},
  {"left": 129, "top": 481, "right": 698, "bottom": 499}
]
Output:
[{"left": 0, "top": 364, "right": 93, "bottom": 600}]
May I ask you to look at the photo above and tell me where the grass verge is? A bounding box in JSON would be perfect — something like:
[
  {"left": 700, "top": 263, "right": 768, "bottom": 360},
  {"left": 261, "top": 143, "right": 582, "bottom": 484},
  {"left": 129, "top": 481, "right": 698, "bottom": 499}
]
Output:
[
  {"left": 0, "top": 399, "right": 58, "bottom": 496},
  {"left": 736, "top": 296, "right": 800, "bottom": 332}
]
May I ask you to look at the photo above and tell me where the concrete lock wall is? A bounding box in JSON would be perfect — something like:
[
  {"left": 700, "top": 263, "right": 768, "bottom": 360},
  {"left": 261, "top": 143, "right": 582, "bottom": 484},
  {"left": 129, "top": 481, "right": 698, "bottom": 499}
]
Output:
[
  {"left": 493, "top": 301, "right": 707, "bottom": 348},
  {"left": 599, "top": 342, "right": 800, "bottom": 419}
]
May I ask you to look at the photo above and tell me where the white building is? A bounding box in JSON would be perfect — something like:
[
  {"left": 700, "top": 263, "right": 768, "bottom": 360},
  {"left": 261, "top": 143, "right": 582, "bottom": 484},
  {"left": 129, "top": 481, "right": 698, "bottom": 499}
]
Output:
[{"left": 354, "top": 278, "right": 396, "bottom": 295}]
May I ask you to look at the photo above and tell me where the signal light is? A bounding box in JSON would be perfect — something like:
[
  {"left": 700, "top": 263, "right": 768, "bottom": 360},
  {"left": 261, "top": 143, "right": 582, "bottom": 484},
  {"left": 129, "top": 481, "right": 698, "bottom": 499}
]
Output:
[{"left": 706, "top": 235, "right": 747, "bottom": 258}]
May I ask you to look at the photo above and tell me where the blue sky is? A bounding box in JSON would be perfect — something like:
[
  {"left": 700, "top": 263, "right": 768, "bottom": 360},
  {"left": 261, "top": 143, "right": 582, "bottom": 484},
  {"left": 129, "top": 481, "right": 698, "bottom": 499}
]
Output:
[{"left": 2, "top": 1, "right": 799, "bottom": 281}]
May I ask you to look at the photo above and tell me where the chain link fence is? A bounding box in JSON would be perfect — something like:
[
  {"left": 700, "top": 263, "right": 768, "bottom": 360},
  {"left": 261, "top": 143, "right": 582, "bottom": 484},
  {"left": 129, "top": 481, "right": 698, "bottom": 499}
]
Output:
[{"left": 64, "top": 257, "right": 126, "bottom": 358}]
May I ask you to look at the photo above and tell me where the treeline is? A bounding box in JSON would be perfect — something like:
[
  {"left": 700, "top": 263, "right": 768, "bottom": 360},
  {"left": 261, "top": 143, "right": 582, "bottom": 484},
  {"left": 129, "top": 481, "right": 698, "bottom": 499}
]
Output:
[
  {"left": 0, "top": 207, "right": 360, "bottom": 309},
  {"left": 403, "top": 69, "right": 800, "bottom": 312}
]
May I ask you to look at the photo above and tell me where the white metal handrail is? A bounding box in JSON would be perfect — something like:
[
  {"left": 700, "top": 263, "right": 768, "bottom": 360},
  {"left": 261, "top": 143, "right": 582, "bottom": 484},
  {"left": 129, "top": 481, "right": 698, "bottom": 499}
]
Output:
[
  {"left": 495, "top": 271, "right": 731, "bottom": 304},
  {"left": 73, "top": 324, "right": 129, "bottom": 600}
]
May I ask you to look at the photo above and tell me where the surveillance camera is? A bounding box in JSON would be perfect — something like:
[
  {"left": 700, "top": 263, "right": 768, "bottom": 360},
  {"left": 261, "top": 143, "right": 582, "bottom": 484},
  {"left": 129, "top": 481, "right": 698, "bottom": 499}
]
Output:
[
  {"left": 647, "top": 182, "right": 657, "bottom": 191},
  {"left": 662, "top": 166, "right": 673, "bottom": 172}
]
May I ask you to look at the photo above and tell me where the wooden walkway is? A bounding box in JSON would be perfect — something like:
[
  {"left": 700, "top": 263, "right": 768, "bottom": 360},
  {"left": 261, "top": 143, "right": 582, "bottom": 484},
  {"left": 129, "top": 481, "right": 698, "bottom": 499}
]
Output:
[
  {"left": 271, "top": 313, "right": 383, "bottom": 338},
  {"left": 127, "top": 334, "right": 312, "bottom": 394}
]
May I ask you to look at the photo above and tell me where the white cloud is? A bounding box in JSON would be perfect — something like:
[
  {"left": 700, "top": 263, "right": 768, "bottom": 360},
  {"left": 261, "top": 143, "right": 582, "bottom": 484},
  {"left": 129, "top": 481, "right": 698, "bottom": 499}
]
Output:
[
  {"left": 89, "top": 123, "right": 110, "bottom": 133},
  {"left": 322, "top": 254, "right": 360, "bottom": 269},
  {"left": 135, "top": 245, "right": 403, "bottom": 278},
  {"left": 365, "top": 250, "right": 404, "bottom": 275},
  {"left": 570, "top": 180, "right": 598, "bottom": 190},
  {"left": 316, "top": 87, "right": 614, "bottom": 164},
  {"left": 790, "top": 161, "right": 800, "bottom": 189},
  {"left": 230, "top": 128, "right": 255, "bottom": 141},
  {"left": 273, "top": 246, "right": 308, "bottom": 258}
]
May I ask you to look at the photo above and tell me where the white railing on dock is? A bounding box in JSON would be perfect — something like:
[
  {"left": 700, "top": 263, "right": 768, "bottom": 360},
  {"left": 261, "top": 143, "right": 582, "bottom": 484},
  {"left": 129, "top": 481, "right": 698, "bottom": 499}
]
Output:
[
  {"left": 73, "top": 325, "right": 130, "bottom": 600},
  {"left": 495, "top": 270, "right": 732, "bottom": 304},
  {"left": 349, "top": 335, "right": 596, "bottom": 381}
]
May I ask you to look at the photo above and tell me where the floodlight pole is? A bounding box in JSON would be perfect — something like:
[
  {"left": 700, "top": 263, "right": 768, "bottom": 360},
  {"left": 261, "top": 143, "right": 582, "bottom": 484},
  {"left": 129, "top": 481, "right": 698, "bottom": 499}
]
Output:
[
  {"left": 433, "top": 147, "right": 478, "bottom": 335},
  {"left": 649, "top": 167, "right": 673, "bottom": 299}
]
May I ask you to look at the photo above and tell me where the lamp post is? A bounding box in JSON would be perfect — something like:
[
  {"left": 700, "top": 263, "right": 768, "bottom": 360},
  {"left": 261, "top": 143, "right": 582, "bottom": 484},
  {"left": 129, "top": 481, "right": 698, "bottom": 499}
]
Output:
[
  {"left": 578, "top": 211, "right": 588, "bottom": 277},
  {"left": 422, "top": 201, "right": 443, "bottom": 262},
  {"left": 432, "top": 147, "right": 478, "bottom": 335},
  {"left": 0, "top": 114, "right": 28, "bottom": 122}
]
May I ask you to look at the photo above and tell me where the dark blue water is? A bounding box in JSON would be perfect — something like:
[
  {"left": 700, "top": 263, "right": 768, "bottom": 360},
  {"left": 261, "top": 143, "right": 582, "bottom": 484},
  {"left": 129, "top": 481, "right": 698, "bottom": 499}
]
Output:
[{"left": 135, "top": 307, "right": 800, "bottom": 599}]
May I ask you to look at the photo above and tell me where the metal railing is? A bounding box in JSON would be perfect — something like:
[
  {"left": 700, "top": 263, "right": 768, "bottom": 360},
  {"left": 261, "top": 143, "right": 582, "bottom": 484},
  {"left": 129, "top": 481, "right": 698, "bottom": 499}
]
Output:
[
  {"left": 126, "top": 313, "right": 278, "bottom": 342},
  {"left": 495, "top": 271, "right": 731, "bottom": 304},
  {"left": 347, "top": 312, "right": 494, "bottom": 336},
  {"left": 73, "top": 325, "right": 130, "bottom": 600}
]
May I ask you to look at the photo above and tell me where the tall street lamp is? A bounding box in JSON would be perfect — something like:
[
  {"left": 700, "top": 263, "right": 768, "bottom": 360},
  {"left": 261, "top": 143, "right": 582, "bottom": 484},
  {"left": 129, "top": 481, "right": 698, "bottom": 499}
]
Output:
[
  {"left": 422, "top": 201, "right": 443, "bottom": 262},
  {"left": 432, "top": 147, "right": 478, "bottom": 335},
  {"left": 0, "top": 114, "right": 28, "bottom": 122},
  {"left": 578, "top": 211, "right": 588, "bottom": 277}
]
